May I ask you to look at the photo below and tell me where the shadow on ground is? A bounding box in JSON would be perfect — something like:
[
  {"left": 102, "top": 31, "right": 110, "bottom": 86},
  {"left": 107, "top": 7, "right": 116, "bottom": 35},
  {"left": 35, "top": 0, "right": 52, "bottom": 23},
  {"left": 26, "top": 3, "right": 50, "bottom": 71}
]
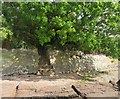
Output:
[{"left": 2, "top": 70, "right": 108, "bottom": 82}]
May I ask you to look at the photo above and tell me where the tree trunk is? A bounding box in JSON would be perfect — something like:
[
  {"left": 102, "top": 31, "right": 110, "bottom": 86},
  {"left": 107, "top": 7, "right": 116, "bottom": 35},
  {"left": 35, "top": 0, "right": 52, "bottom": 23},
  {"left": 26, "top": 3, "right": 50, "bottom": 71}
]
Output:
[
  {"left": 36, "top": 45, "right": 55, "bottom": 75},
  {"left": 37, "top": 45, "right": 51, "bottom": 69}
]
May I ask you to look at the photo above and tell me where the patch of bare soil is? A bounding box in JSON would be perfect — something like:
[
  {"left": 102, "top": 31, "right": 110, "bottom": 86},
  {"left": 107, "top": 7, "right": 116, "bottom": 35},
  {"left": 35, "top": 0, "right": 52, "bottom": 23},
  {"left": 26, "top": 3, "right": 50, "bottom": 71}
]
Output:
[{"left": 2, "top": 73, "right": 119, "bottom": 98}]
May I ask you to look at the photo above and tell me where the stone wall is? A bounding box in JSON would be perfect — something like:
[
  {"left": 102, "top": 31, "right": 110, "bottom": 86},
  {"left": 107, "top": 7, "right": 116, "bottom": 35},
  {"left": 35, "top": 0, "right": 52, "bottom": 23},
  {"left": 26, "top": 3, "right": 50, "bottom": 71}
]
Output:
[
  {"left": 2, "top": 48, "right": 95, "bottom": 75},
  {"left": 49, "top": 50, "right": 94, "bottom": 74},
  {"left": 2, "top": 48, "right": 39, "bottom": 75}
]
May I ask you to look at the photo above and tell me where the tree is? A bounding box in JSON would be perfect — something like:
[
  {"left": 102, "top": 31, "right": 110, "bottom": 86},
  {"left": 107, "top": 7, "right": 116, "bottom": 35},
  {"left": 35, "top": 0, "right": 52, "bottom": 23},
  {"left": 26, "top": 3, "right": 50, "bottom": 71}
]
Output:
[{"left": 2, "top": 2, "right": 120, "bottom": 69}]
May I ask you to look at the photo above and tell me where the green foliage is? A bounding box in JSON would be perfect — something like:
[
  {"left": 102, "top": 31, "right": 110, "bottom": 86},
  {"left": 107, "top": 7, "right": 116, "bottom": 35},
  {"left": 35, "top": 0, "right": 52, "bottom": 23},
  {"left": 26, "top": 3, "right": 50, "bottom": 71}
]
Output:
[
  {"left": 2, "top": 2, "right": 120, "bottom": 59},
  {"left": 0, "top": 27, "right": 12, "bottom": 41},
  {"left": 0, "top": 17, "right": 13, "bottom": 42}
]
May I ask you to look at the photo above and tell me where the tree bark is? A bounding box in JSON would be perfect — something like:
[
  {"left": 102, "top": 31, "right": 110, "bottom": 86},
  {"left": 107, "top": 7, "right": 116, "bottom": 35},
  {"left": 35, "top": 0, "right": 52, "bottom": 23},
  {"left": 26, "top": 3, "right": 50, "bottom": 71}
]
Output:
[{"left": 37, "top": 45, "right": 51, "bottom": 69}]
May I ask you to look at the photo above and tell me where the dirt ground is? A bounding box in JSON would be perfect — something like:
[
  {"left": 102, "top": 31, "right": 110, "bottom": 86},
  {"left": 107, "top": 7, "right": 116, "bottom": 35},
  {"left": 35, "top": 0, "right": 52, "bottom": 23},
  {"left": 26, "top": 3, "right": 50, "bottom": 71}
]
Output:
[
  {"left": 1, "top": 73, "right": 119, "bottom": 98},
  {"left": 1, "top": 57, "right": 119, "bottom": 98}
]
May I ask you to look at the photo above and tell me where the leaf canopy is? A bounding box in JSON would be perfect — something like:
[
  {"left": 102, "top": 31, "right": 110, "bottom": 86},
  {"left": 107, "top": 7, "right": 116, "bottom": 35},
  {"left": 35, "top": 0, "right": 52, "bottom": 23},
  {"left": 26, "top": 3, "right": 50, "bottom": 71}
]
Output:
[{"left": 2, "top": 2, "right": 120, "bottom": 58}]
